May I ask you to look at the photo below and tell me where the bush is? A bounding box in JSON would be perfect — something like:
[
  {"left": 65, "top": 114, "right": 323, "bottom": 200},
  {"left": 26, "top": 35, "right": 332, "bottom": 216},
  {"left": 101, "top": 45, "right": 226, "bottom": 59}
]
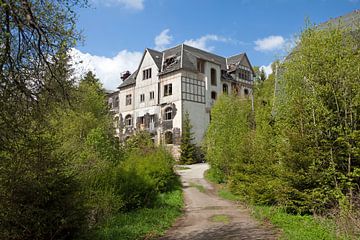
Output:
[{"left": 120, "top": 148, "right": 176, "bottom": 210}]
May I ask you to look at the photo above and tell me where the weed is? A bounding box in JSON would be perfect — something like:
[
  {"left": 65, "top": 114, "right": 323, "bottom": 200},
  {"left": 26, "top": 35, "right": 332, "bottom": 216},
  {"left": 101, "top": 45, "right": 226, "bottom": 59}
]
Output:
[
  {"left": 210, "top": 214, "right": 231, "bottom": 224},
  {"left": 189, "top": 182, "right": 206, "bottom": 193}
]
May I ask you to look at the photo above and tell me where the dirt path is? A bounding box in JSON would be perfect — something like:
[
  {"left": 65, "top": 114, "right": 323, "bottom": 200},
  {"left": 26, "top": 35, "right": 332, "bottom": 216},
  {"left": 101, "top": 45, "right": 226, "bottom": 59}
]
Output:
[{"left": 159, "top": 163, "right": 279, "bottom": 240}]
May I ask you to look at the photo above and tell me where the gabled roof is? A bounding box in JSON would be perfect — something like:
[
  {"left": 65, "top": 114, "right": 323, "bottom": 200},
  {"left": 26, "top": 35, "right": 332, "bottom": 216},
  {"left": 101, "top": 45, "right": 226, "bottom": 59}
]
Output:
[
  {"left": 147, "top": 48, "right": 163, "bottom": 69},
  {"left": 226, "top": 53, "right": 245, "bottom": 66},
  {"left": 118, "top": 70, "right": 138, "bottom": 89},
  {"left": 226, "top": 53, "right": 255, "bottom": 75},
  {"left": 116, "top": 44, "right": 254, "bottom": 89}
]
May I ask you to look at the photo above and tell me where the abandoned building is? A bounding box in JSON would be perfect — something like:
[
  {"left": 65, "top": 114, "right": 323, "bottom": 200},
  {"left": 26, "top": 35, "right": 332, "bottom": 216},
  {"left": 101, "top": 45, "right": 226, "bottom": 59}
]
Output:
[{"left": 107, "top": 44, "right": 255, "bottom": 146}]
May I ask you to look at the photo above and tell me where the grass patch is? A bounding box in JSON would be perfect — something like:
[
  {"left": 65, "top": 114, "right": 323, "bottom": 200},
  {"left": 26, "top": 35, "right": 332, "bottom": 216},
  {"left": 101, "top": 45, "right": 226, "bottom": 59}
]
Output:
[
  {"left": 189, "top": 182, "right": 205, "bottom": 193},
  {"left": 93, "top": 189, "right": 183, "bottom": 240},
  {"left": 217, "top": 189, "right": 242, "bottom": 202},
  {"left": 210, "top": 214, "right": 231, "bottom": 224},
  {"left": 252, "top": 206, "right": 348, "bottom": 240},
  {"left": 215, "top": 187, "right": 348, "bottom": 240},
  {"left": 175, "top": 166, "right": 191, "bottom": 170}
]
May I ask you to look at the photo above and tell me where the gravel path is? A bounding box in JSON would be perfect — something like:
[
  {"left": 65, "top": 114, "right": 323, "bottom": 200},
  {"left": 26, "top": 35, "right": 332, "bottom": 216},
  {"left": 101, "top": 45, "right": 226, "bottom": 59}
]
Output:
[{"left": 159, "top": 163, "right": 279, "bottom": 240}]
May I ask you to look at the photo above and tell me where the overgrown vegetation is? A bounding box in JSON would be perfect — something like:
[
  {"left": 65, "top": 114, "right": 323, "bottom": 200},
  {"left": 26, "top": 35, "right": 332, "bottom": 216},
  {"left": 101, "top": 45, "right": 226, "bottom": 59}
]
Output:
[
  {"left": 204, "top": 23, "right": 360, "bottom": 237},
  {"left": 0, "top": 1, "right": 182, "bottom": 239}
]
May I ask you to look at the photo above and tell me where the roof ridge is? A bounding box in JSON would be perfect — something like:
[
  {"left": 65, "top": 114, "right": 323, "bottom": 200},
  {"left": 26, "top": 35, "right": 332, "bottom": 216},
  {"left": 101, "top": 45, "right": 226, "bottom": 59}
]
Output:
[
  {"left": 182, "top": 44, "right": 226, "bottom": 59},
  {"left": 226, "top": 52, "right": 245, "bottom": 59}
]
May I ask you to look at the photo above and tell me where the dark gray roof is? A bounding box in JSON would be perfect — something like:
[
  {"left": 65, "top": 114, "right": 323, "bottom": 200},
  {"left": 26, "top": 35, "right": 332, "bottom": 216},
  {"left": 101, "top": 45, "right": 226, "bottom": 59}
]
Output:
[
  {"left": 160, "top": 45, "right": 183, "bottom": 75},
  {"left": 116, "top": 44, "right": 253, "bottom": 88},
  {"left": 182, "top": 44, "right": 227, "bottom": 70},
  {"left": 147, "top": 48, "right": 163, "bottom": 69},
  {"left": 226, "top": 53, "right": 245, "bottom": 66},
  {"left": 118, "top": 70, "right": 138, "bottom": 89}
]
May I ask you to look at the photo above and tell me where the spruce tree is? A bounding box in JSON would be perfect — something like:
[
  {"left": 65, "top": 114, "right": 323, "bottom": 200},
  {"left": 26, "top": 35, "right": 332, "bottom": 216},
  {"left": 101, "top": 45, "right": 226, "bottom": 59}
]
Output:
[{"left": 180, "top": 112, "right": 196, "bottom": 164}]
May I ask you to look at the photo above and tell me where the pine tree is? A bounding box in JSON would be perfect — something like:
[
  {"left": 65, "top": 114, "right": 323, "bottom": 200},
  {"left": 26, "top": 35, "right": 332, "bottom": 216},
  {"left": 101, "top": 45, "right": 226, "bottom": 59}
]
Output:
[{"left": 180, "top": 112, "right": 196, "bottom": 164}]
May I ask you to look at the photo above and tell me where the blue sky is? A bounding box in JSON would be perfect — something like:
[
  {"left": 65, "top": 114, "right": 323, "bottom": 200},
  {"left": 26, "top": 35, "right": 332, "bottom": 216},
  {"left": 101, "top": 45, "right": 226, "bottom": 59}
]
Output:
[{"left": 72, "top": 0, "right": 360, "bottom": 90}]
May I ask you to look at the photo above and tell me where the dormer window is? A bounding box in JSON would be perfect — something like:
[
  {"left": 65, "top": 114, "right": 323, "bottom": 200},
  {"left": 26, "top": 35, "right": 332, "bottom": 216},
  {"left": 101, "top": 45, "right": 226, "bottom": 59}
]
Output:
[
  {"left": 197, "top": 59, "right": 205, "bottom": 73},
  {"left": 143, "top": 68, "right": 152, "bottom": 80}
]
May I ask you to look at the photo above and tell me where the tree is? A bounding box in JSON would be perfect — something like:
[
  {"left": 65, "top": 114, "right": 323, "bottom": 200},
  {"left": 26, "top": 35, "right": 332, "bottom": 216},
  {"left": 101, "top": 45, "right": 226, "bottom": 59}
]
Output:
[
  {"left": 276, "top": 24, "right": 360, "bottom": 213},
  {"left": 253, "top": 66, "right": 267, "bottom": 82},
  {"left": 179, "top": 112, "right": 196, "bottom": 164},
  {"left": 0, "top": 1, "right": 88, "bottom": 239}
]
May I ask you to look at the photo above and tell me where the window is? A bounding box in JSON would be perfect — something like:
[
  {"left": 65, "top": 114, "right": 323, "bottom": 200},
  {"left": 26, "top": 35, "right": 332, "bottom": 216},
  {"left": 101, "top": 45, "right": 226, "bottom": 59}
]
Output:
[
  {"left": 164, "top": 107, "right": 172, "bottom": 120},
  {"left": 211, "top": 68, "right": 217, "bottom": 86},
  {"left": 125, "top": 115, "right": 132, "bottom": 126},
  {"left": 223, "top": 84, "right": 228, "bottom": 94},
  {"left": 125, "top": 94, "right": 132, "bottom": 105},
  {"left": 239, "top": 69, "right": 250, "bottom": 80},
  {"left": 164, "top": 131, "right": 173, "bottom": 144},
  {"left": 164, "top": 84, "right": 172, "bottom": 96},
  {"left": 211, "top": 91, "right": 217, "bottom": 100},
  {"left": 197, "top": 59, "right": 205, "bottom": 73},
  {"left": 244, "top": 88, "right": 249, "bottom": 95},
  {"left": 181, "top": 76, "right": 206, "bottom": 103},
  {"left": 149, "top": 91, "right": 154, "bottom": 100},
  {"left": 143, "top": 68, "right": 152, "bottom": 80},
  {"left": 140, "top": 94, "right": 145, "bottom": 102}
]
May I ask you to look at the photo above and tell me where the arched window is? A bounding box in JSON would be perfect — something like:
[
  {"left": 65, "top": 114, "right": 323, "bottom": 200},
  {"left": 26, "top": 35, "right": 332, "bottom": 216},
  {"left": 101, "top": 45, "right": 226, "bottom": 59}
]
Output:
[
  {"left": 164, "top": 107, "right": 173, "bottom": 120},
  {"left": 223, "top": 84, "right": 228, "bottom": 94},
  {"left": 164, "top": 131, "right": 173, "bottom": 144},
  {"left": 211, "top": 91, "right": 217, "bottom": 100},
  {"left": 211, "top": 68, "right": 217, "bottom": 86},
  {"left": 125, "top": 114, "right": 132, "bottom": 126},
  {"left": 244, "top": 88, "right": 249, "bottom": 95}
]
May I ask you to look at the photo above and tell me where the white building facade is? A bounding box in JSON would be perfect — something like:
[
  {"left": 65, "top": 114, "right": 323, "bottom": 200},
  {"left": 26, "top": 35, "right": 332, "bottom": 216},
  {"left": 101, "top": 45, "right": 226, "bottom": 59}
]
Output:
[{"left": 108, "top": 44, "right": 255, "bottom": 146}]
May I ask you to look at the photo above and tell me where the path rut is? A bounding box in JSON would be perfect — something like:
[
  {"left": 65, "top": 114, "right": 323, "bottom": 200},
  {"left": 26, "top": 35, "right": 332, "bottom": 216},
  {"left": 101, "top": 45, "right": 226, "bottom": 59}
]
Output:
[{"left": 159, "top": 163, "right": 279, "bottom": 240}]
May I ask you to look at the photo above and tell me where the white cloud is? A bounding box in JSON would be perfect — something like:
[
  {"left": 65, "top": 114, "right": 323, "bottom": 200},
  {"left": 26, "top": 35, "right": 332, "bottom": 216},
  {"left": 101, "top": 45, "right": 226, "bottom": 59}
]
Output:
[
  {"left": 70, "top": 48, "right": 142, "bottom": 90},
  {"left": 254, "top": 35, "right": 285, "bottom": 52},
  {"left": 92, "top": 0, "right": 144, "bottom": 10},
  {"left": 184, "top": 35, "right": 228, "bottom": 52},
  {"left": 154, "top": 29, "right": 173, "bottom": 50},
  {"left": 260, "top": 63, "right": 273, "bottom": 76}
]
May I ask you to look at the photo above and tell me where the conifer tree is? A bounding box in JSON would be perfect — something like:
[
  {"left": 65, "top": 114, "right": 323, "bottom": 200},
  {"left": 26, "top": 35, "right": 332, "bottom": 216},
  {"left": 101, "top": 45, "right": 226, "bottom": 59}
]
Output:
[{"left": 180, "top": 112, "right": 196, "bottom": 164}]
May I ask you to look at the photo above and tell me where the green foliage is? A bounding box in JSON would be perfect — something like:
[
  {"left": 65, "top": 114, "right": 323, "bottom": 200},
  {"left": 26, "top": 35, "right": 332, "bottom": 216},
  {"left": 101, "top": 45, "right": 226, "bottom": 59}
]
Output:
[
  {"left": 204, "top": 94, "right": 253, "bottom": 183},
  {"left": 120, "top": 146, "right": 176, "bottom": 210},
  {"left": 0, "top": 126, "right": 86, "bottom": 240},
  {"left": 204, "top": 21, "right": 360, "bottom": 231},
  {"left": 252, "top": 206, "right": 347, "bottom": 240},
  {"left": 93, "top": 189, "right": 183, "bottom": 240},
  {"left": 179, "top": 112, "right": 197, "bottom": 164}
]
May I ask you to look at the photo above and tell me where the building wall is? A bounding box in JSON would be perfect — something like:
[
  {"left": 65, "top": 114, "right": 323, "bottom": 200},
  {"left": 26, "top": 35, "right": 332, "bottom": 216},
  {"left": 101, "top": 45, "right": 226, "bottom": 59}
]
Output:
[
  {"left": 134, "top": 50, "right": 159, "bottom": 110},
  {"left": 159, "top": 72, "right": 182, "bottom": 139},
  {"left": 182, "top": 100, "right": 207, "bottom": 144},
  {"left": 115, "top": 48, "right": 254, "bottom": 148},
  {"left": 119, "top": 86, "right": 135, "bottom": 113}
]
